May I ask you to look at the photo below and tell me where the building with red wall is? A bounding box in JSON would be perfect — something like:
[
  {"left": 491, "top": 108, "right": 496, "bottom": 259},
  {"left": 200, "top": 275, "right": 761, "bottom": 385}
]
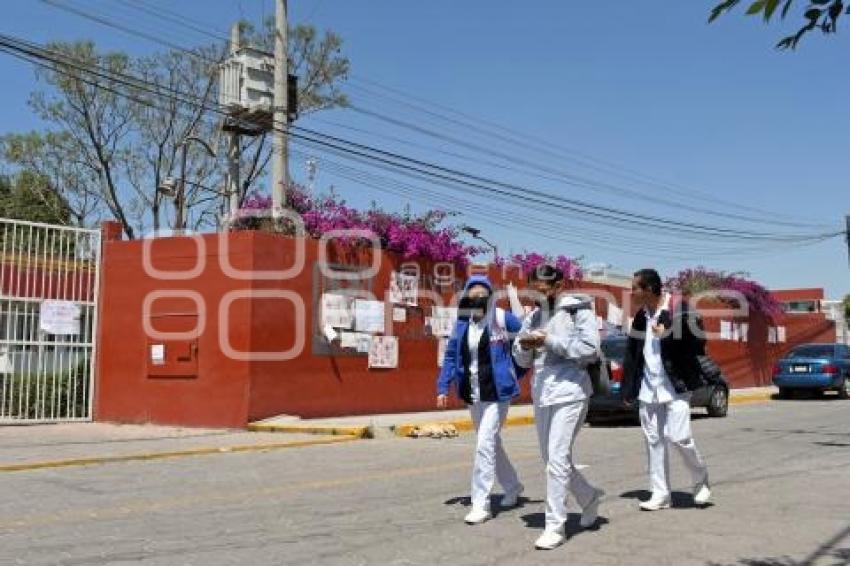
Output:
[{"left": 94, "top": 227, "right": 835, "bottom": 428}]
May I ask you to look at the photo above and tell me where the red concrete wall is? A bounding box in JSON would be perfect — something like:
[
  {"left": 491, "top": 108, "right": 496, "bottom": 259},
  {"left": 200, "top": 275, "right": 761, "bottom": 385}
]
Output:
[
  {"left": 701, "top": 311, "right": 835, "bottom": 388},
  {"left": 95, "top": 231, "right": 254, "bottom": 428},
  {"left": 94, "top": 228, "right": 836, "bottom": 427},
  {"left": 245, "top": 248, "right": 637, "bottom": 420},
  {"left": 0, "top": 257, "right": 95, "bottom": 302},
  {"left": 246, "top": 235, "right": 528, "bottom": 420},
  {"left": 772, "top": 288, "right": 824, "bottom": 302}
]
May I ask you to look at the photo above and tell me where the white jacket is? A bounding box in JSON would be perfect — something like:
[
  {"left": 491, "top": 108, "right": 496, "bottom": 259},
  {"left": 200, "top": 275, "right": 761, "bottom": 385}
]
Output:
[{"left": 512, "top": 295, "right": 600, "bottom": 407}]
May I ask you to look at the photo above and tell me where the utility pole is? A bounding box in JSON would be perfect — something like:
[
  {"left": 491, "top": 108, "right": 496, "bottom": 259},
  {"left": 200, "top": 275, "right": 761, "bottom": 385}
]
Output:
[
  {"left": 176, "top": 141, "right": 187, "bottom": 232},
  {"left": 226, "top": 23, "right": 242, "bottom": 221},
  {"left": 175, "top": 136, "right": 217, "bottom": 232},
  {"left": 845, "top": 214, "right": 850, "bottom": 267},
  {"left": 271, "top": 0, "right": 289, "bottom": 214}
]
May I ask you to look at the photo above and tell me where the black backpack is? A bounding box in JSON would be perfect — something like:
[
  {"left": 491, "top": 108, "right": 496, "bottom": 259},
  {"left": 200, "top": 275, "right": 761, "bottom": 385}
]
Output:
[
  {"left": 565, "top": 306, "right": 604, "bottom": 396},
  {"left": 587, "top": 358, "right": 604, "bottom": 397}
]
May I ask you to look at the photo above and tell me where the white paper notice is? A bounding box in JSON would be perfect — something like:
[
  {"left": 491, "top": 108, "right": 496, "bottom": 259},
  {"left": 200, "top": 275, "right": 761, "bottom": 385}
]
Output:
[
  {"left": 768, "top": 327, "right": 778, "bottom": 344},
  {"left": 0, "top": 347, "right": 11, "bottom": 373},
  {"left": 607, "top": 302, "right": 624, "bottom": 327},
  {"left": 437, "top": 337, "right": 448, "bottom": 368},
  {"left": 393, "top": 307, "right": 407, "bottom": 323},
  {"left": 39, "top": 300, "right": 81, "bottom": 335},
  {"left": 339, "top": 331, "right": 367, "bottom": 350},
  {"left": 321, "top": 293, "right": 354, "bottom": 329},
  {"left": 323, "top": 324, "right": 338, "bottom": 343},
  {"left": 339, "top": 331, "right": 357, "bottom": 349},
  {"left": 431, "top": 306, "right": 457, "bottom": 337},
  {"left": 368, "top": 335, "right": 399, "bottom": 368},
  {"left": 354, "top": 299, "right": 386, "bottom": 334},
  {"left": 777, "top": 326, "right": 787, "bottom": 343},
  {"left": 356, "top": 333, "right": 372, "bottom": 353},
  {"left": 388, "top": 271, "right": 418, "bottom": 306},
  {"left": 720, "top": 320, "right": 732, "bottom": 341},
  {"left": 150, "top": 344, "right": 165, "bottom": 365}
]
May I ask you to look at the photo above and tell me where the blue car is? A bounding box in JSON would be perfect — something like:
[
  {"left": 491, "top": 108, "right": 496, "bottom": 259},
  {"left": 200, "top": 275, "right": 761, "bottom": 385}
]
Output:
[{"left": 773, "top": 343, "right": 850, "bottom": 399}]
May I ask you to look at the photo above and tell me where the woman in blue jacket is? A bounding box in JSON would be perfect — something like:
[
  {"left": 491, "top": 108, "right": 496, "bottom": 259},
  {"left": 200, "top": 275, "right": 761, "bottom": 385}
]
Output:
[{"left": 436, "top": 275, "right": 525, "bottom": 525}]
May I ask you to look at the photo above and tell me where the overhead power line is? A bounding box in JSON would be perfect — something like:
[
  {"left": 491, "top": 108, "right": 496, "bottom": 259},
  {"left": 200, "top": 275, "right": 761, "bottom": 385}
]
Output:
[
  {"left": 0, "top": 31, "right": 843, "bottom": 254},
  {"left": 346, "top": 76, "right": 823, "bottom": 227},
  {"left": 38, "top": 0, "right": 832, "bottom": 228}
]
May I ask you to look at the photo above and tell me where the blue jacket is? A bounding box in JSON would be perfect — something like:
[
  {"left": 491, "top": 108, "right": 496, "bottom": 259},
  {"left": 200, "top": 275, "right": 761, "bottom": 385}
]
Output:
[{"left": 436, "top": 275, "right": 524, "bottom": 403}]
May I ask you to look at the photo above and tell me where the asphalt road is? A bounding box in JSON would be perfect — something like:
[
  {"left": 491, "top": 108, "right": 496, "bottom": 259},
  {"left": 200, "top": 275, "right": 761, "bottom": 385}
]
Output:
[{"left": 2, "top": 398, "right": 849, "bottom": 566}]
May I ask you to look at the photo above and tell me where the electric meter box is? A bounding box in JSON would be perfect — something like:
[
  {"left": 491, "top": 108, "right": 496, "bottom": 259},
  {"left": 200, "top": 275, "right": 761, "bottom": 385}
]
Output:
[{"left": 219, "top": 47, "right": 275, "bottom": 123}]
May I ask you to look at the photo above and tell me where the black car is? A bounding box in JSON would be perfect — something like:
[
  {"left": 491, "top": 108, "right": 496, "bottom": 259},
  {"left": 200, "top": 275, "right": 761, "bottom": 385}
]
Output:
[{"left": 587, "top": 335, "right": 730, "bottom": 423}]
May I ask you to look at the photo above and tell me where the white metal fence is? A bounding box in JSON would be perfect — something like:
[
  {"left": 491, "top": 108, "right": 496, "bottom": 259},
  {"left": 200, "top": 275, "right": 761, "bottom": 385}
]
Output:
[{"left": 0, "top": 219, "right": 101, "bottom": 423}]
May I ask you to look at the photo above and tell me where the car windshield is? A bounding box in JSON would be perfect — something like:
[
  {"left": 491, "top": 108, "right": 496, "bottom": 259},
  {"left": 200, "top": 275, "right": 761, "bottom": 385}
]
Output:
[
  {"left": 602, "top": 339, "right": 627, "bottom": 361},
  {"left": 786, "top": 345, "right": 835, "bottom": 359}
]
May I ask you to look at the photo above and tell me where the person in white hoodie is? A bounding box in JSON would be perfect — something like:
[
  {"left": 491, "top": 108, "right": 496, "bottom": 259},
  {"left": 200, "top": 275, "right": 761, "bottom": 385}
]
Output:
[{"left": 513, "top": 265, "right": 605, "bottom": 550}]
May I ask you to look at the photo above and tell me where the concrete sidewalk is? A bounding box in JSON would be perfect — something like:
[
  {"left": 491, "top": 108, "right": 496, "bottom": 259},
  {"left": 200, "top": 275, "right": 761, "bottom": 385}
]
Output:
[
  {"left": 1, "top": 386, "right": 776, "bottom": 472},
  {"left": 251, "top": 385, "right": 778, "bottom": 438},
  {"left": 0, "top": 423, "right": 358, "bottom": 472}
]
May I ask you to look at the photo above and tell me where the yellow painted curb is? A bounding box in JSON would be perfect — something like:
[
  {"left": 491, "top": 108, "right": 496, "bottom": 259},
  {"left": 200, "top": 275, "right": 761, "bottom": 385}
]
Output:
[
  {"left": 247, "top": 423, "right": 372, "bottom": 438},
  {"left": 729, "top": 391, "right": 774, "bottom": 405},
  {"left": 394, "top": 390, "right": 775, "bottom": 436},
  {"left": 0, "top": 435, "right": 360, "bottom": 473}
]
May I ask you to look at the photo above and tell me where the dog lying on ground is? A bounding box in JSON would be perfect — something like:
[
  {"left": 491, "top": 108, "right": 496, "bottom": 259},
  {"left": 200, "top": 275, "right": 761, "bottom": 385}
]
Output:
[{"left": 407, "top": 423, "right": 459, "bottom": 438}]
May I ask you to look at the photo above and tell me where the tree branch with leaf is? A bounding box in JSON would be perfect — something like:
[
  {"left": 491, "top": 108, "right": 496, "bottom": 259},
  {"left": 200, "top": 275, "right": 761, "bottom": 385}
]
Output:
[
  {"left": 710, "top": 0, "right": 847, "bottom": 49},
  {"left": 0, "top": 22, "right": 349, "bottom": 237}
]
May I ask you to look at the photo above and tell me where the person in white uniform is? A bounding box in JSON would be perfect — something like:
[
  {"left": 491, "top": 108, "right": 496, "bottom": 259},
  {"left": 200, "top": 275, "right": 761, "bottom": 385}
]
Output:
[
  {"left": 622, "top": 268, "right": 711, "bottom": 511},
  {"left": 437, "top": 275, "right": 526, "bottom": 525},
  {"left": 513, "top": 265, "right": 605, "bottom": 550}
]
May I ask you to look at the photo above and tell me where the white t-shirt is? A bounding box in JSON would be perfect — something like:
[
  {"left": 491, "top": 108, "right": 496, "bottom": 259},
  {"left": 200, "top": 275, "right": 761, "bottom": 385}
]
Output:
[
  {"left": 639, "top": 305, "right": 677, "bottom": 404},
  {"left": 467, "top": 318, "right": 487, "bottom": 403}
]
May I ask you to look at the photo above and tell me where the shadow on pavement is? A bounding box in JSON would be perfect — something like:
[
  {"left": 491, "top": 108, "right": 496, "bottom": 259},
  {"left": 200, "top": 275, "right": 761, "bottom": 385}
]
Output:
[
  {"left": 586, "top": 414, "right": 640, "bottom": 428},
  {"left": 741, "top": 427, "right": 850, "bottom": 439},
  {"left": 443, "top": 495, "right": 472, "bottom": 507},
  {"left": 520, "top": 512, "right": 610, "bottom": 537},
  {"left": 587, "top": 412, "right": 713, "bottom": 428},
  {"left": 443, "top": 494, "right": 542, "bottom": 514},
  {"left": 620, "top": 489, "right": 714, "bottom": 510},
  {"left": 771, "top": 392, "right": 846, "bottom": 402},
  {"left": 813, "top": 441, "right": 850, "bottom": 448},
  {"left": 706, "top": 524, "right": 850, "bottom": 566}
]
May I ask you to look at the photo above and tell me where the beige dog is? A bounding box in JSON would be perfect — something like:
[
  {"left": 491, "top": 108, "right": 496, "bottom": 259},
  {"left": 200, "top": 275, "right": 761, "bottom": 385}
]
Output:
[{"left": 408, "top": 423, "right": 459, "bottom": 439}]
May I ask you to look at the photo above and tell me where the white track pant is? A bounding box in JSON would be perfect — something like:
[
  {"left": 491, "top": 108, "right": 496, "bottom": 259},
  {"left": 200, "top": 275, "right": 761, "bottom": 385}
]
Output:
[
  {"left": 639, "top": 396, "right": 708, "bottom": 499},
  {"left": 534, "top": 400, "right": 598, "bottom": 533},
  {"left": 469, "top": 400, "right": 521, "bottom": 512}
]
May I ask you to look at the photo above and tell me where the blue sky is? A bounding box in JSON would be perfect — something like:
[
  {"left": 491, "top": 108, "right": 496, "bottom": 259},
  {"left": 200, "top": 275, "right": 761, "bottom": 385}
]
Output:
[{"left": 0, "top": 0, "right": 847, "bottom": 297}]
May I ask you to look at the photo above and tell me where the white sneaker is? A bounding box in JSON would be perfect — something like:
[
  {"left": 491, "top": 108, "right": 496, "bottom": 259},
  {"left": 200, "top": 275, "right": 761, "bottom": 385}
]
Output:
[
  {"left": 534, "top": 530, "right": 565, "bottom": 550},
  {"left": 693, "top": 481, "right": 711, "bottom": 506},
  {"left": 501, "top": 484, "right": 525, "bottom": 508},
  {"left": 464, "top": 508, "right": 492, "bottom": 525},
  {"left": 639, "top": 496, "right": 671, "bottom": 511},
  {"left": 580, "top": 489, "right": 605, "bottom": 528}
]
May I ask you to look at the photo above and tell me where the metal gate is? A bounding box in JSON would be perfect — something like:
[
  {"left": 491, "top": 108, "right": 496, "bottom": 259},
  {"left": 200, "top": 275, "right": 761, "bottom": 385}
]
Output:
[{"left": 0, "top": 219, "right": 101, "bottom": 423}]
